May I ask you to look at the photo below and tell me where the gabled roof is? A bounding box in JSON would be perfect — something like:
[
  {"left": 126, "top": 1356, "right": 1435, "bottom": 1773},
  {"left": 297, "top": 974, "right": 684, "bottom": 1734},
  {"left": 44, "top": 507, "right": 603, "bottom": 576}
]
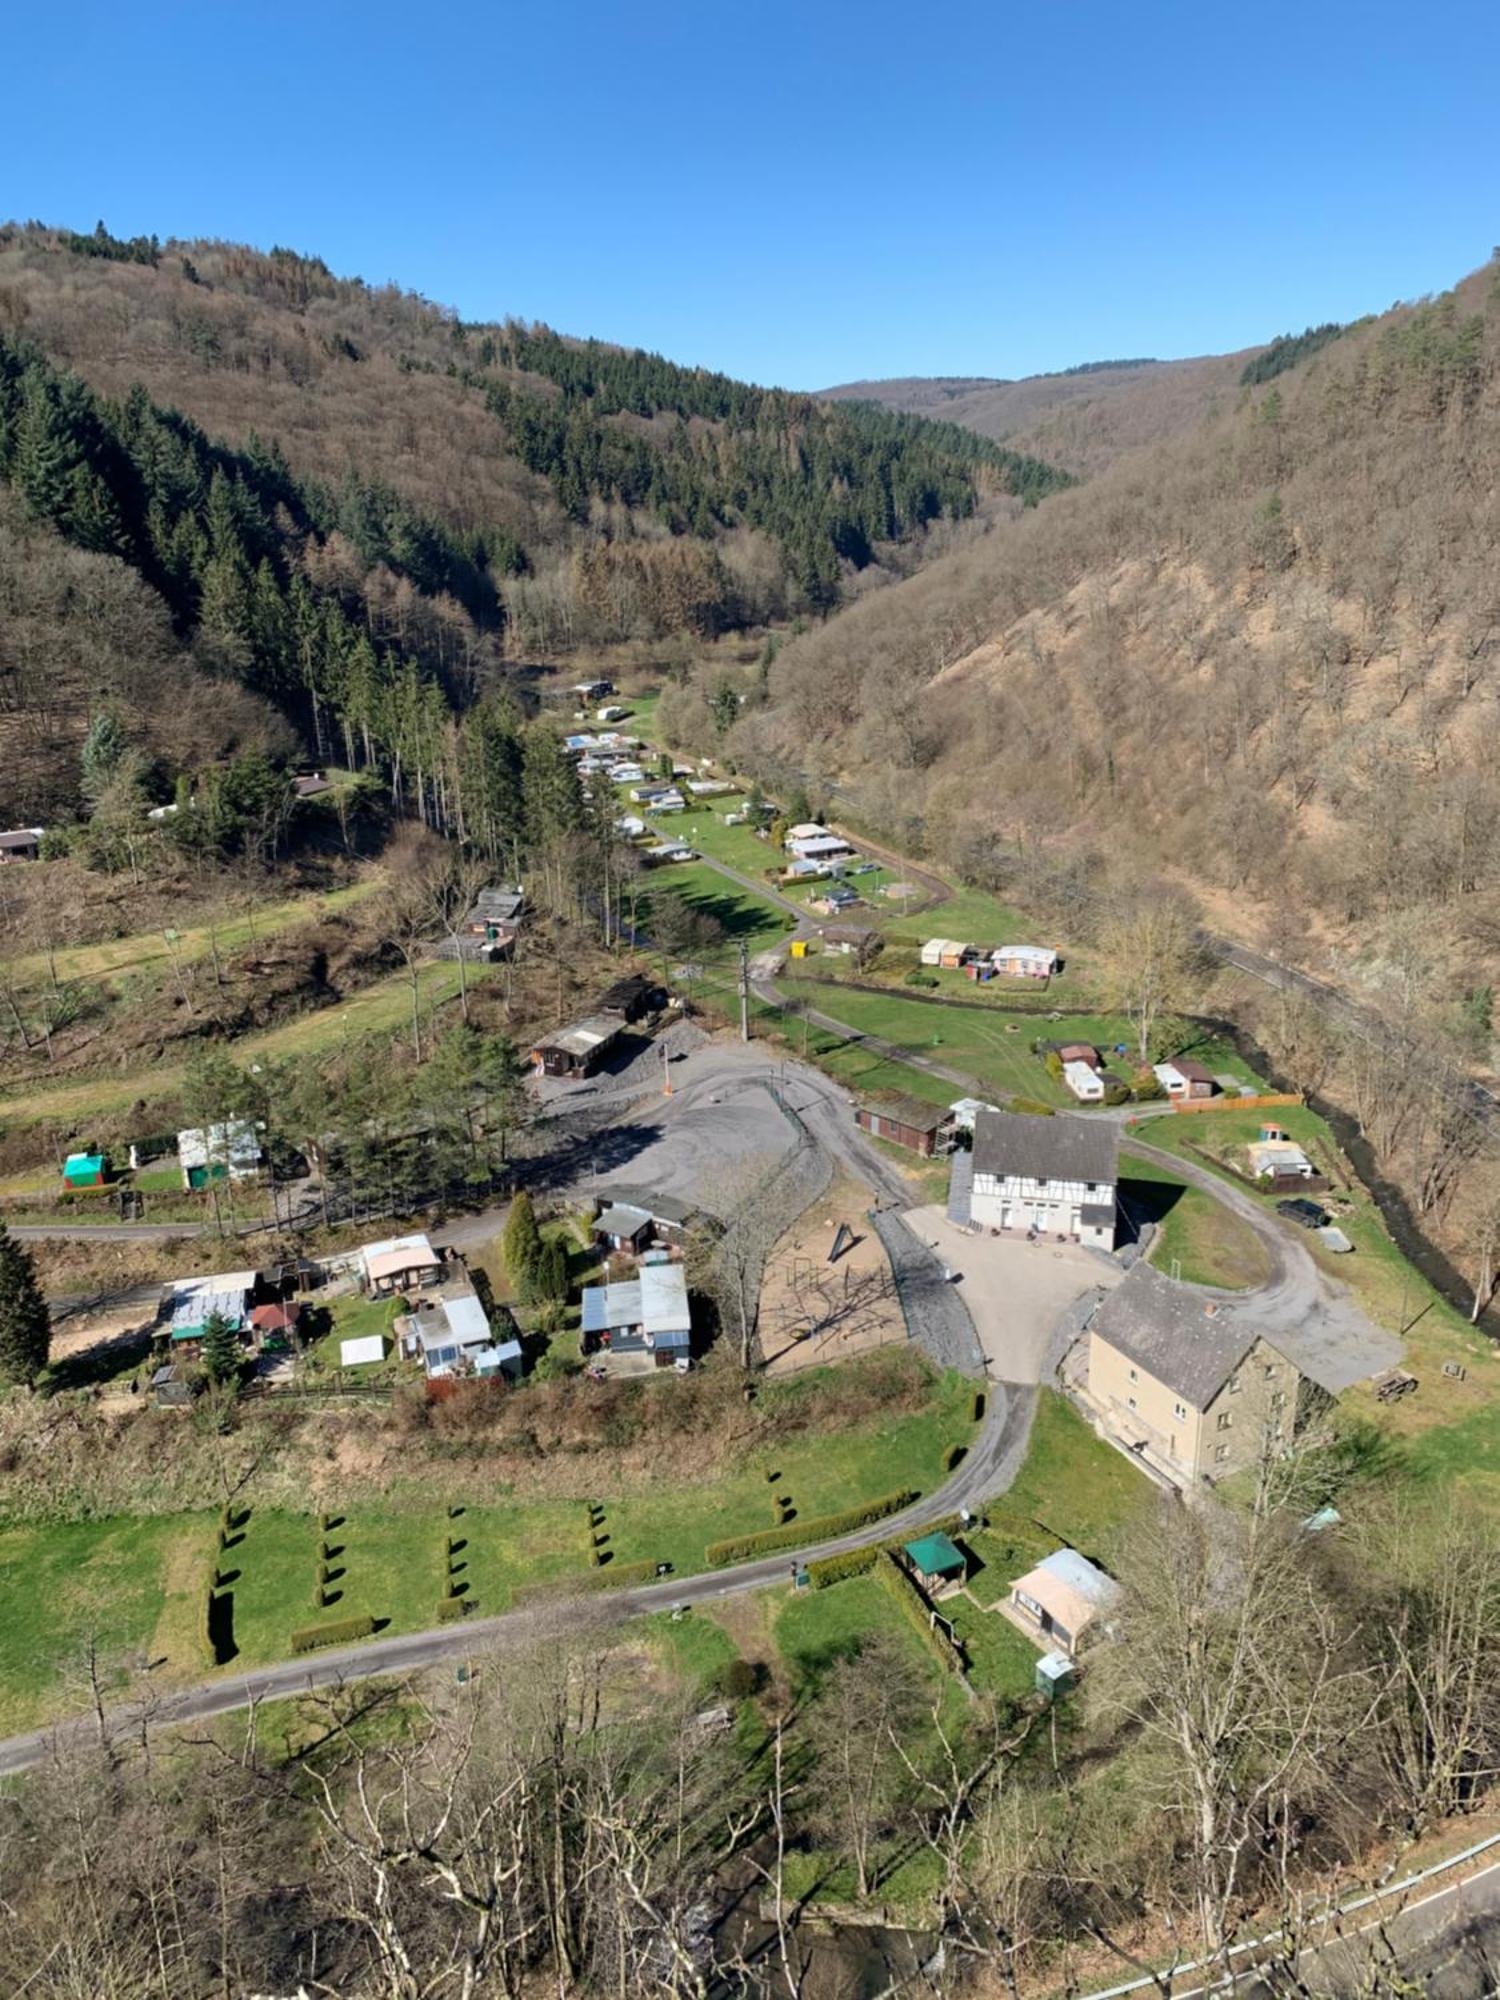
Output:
[
  {"left": 1089, "top": 1265, "right": 1291, "bottom": 1408},
  {"left": 972, "top": 1109, "right": 1118, "bottom": 1185},
  {"left": 1013, "top": 1548, "right": 1119, "bottom": 1633},
  {"left": 361, "top": 1233, "right": 441, "bottom": 1282},
  {"left": 593, "top": 1185, "right": 697, "bottom": 1227},
  {"left": 177, "top": 1120, "right": 261, "bottom": 1170},
  {"left": 861, "top": 1094, "right": 955, "bottom": 1133}
]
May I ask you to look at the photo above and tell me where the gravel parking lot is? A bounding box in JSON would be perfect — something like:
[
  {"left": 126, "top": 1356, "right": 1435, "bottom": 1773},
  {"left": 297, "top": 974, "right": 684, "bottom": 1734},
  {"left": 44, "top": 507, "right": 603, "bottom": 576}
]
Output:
[{"left": 904, "top": 1204, "right": 1123, "bottom": 1384}]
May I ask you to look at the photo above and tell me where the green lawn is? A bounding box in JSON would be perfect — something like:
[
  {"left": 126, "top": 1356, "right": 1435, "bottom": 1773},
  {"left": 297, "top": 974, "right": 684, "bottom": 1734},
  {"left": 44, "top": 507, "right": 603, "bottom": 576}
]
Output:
[
  {"left": 635, "top": 863, "right": 796, "bottom": 955},
  {"left": 0, "top": 1359, "right": 977, "bottom": 1730},
  {"left": 776, "top": 980, "right": 1263, "bottom": 1108},
  {"left": 962, "top": 1390, "right": 1154, "bottom": 1615},
  {"left": 303, "top": 1294, "right": 408, "bottom": 1382},
  {"left": 1120, "top": 1156, "right": 1272, "bottom": 1291},
  {"left": 0, "top": 1514, "right": 213, "bottom": 1736}
]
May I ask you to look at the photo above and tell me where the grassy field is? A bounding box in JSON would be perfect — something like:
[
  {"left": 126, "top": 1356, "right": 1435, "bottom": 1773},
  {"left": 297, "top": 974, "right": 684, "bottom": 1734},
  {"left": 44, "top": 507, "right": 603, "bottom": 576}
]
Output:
[
  {"left": 1121, "top": 1155, "right": 1273, "bottom": 1291},
  {"left": 776, "top": 980, "right": 1263, "bottom": 1107},
  {"left": 2, "top": 882, "right": 379, "bottom": 990},
  {"left": 0, "top": 1361, "right": 977, "bottom": 1734},
  {"left": 0, "top": 960, "right": 491, "bottom": 1127},
  {"left": 636, "top": 862, "right": 796, "bottom": 956}
]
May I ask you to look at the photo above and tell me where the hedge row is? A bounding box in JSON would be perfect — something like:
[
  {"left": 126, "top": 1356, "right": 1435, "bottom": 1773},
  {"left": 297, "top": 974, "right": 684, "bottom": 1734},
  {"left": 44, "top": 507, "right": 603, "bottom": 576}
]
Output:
[
  {"left": 705, "top": 1489, "right": 916, "bottom": 1567},
  {"left": 804, "top": 1510, "right": 974, "bottom": 1589},
  {"left": 435, "top": 1598, "right": 467, "bottom": 1624},
  {"left": 875, "top": 1552, "right": 965, "bottom": 1675},
  {"left": 289, "top": 1616, "right": 377, "bottom": 1655},
  {"left": 942, "top": 1442, "right": 967, "bottom": 1472}
]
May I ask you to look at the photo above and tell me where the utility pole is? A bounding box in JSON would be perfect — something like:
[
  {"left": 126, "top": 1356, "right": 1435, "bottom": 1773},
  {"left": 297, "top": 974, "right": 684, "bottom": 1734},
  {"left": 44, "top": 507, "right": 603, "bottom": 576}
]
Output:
[{"left": 738, "top": 942, "right": 750, "bottom": 1044}]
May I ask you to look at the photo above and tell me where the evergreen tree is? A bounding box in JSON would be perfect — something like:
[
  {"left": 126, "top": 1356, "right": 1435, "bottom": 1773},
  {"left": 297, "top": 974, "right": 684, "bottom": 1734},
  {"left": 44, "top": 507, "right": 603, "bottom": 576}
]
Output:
[
  {"left": 537, "top": 1237, "right": 569, "bottom": 1302},
  {"left": 80, "top": 707, "right": 129, "bottom": 805},
  {"left": 0, "top": 1221, "right": 50, "bottom": 1387},
  {"left": 502, "top": 1190, "right": 543, "bottom": 1297},
  {"left": 199, "top": 1310, "right": 242, "bottom": 1384}
]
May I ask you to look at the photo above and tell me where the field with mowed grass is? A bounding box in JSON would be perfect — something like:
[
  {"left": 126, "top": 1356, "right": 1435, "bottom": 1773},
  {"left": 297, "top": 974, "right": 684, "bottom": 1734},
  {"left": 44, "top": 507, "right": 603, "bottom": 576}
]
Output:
[
  {"left": 1120, "top": 1155, "right": 1273, "bottom": 1290},
  {"left": 0, "top": 1359, "right": 977, "bottom": 1732}
]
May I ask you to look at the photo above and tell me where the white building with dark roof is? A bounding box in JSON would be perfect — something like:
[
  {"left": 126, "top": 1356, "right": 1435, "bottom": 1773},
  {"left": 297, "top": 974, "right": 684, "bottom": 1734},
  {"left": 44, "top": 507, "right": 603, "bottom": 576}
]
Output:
[{"left": 967, "top": 1109, "right": 1118, "bottom": 1248}]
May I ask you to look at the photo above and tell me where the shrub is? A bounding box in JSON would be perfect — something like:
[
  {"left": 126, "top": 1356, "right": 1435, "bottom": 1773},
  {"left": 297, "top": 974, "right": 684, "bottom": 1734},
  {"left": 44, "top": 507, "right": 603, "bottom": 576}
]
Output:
[
  {"left": 904, "top": 971, "right": 940, "bottom": 988},
  {"left": 317, "top": 1562, "right": 330, "bottom": 1584},
  {"left": 705, "top": 1489, "right": 916, "bottom": 1567},
  {"left": 201, "top": 1588, "right": 219, "bottom": 1668},
  {"left": 971, "top": 1391, "right": 986, "bottom": 1423},
  {"left": 443, "top": 1578, "right": 461, "bottom": 1599},
  {"left": 1131, "top": 1071, "right": 1166, "bottom": 1102},
  {"left": 875, "top": 1553, "right": 964, "bottom": 1674},
  {"left": 1008, "top": 1098, "right": 1055, "bottom": 1117},
  {"left": 715, "top": 1657, "right": 758, "bottom": 1700},
  {"left": 511, "top": 1558, "right": 659, "bottom": 1604},
  {"left": 436, "top": 1598, "right": 467, "bottom": 1623},
  {"left": 942, "top": 1442, "right": 966, "bottom": 1471},
  {"left": 289, "top": 1616, "right": 377, "bottom": 1654},
  {"left": 1042, "top": 1050, "right": 1065, "bottom": 1080},
  {"left": 805, "top": 1546, "right": 880, "bottom": 1588}
]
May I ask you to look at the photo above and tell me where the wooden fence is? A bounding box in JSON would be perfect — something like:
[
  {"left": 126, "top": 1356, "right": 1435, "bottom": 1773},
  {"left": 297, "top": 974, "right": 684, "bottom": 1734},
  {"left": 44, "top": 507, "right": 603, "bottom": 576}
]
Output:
[{"left": 1171, "top": 1091, "right": 1302, "bottom": 1115}]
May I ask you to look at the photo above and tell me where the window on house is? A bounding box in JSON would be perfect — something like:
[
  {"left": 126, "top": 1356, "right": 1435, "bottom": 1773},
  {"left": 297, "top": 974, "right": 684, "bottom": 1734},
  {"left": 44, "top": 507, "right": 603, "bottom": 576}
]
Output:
[
  {"left": 1128, "top": 1367, "right": 1138, "bottom": 1383},
  {"left": 1264, "top": 1362, "right": 1277, "bottom": 1378},
  {"left": 1215, "top": 1443, "right": 1231, "bottom": 1462},
  {"left": 1127, "top": 1396, "right": 1137, "bottom": 1411},
  {"left": 1217, "top": 1411, "right": 1233, "bottom": 1430},
  {"left": 1173, "top": 1401, "right": 1187, "bottom": 1420},
  {"left": 1228, "top": 1375, "right": 1242, "bottom": 1393},
  {"left": 1270, "top": 1390, "right": 1286, "bottom": 1409}
]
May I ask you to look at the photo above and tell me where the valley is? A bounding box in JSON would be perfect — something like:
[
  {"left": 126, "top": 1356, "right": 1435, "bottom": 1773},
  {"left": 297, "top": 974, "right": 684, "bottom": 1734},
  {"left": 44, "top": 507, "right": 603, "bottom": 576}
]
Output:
[{"left": 4, "top": 207, "right": 1500, "bottom": 1999}]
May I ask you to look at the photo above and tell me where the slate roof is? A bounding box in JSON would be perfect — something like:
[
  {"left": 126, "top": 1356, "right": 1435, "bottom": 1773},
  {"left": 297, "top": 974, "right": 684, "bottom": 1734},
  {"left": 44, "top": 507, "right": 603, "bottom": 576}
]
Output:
[
  {"left": 1089, "top": 1265, "right": 1287, "bottom": 1408},
  {"left": 972, "top": 1109, "right": 1119, "bottom": 1185}
]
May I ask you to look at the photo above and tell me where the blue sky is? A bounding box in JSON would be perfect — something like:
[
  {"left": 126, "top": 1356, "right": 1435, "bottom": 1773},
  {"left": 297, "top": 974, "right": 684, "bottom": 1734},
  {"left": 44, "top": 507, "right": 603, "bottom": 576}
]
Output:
[{"left": 5, "top": 0, "right": 1499, "bottom": 387}]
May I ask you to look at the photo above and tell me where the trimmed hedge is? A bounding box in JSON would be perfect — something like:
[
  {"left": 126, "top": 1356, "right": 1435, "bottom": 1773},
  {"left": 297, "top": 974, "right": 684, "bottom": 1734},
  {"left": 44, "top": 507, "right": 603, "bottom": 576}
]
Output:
[
  {"left": 875, "top": 1552, "right": 964, "bottom": 1675},
  {"left": 436, "top": 1598, "right": 467, "bottom": 1623},
  {"left": 942, "top": 1442, "right": 967, "bottom": 1472},
  {"left": 705, "top": 1488, "right": 916, "bottom": 1567},
  {"left": 805, "top": 1510, "right": 975, "bottom": 1590},
  {"left": 1007, "top": 1099, "right": 1055, "bottom": 1117},
  {"left": 289, "top": 1615, "right": 377, "bottom": 1655}
]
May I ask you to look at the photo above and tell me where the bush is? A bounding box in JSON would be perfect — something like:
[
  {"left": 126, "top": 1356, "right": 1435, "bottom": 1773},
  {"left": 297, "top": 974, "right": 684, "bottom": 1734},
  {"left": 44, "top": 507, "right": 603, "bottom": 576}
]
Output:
[
  {"left": 289, "top": 1616, "right": 377, "bottom": 1654},
  {"left": 512, "top": 1558, "right": 660, "bottom": 1604},
  {"left": 1007, "top": 1098, "right": 1055, "bottom": 1117},
  {"left": 1042, "top": 1049, "right": 1065, "bottom": 1080},
  {"left": 1131, "top": 1071, "right": 1166, "bottom": 1101},
  {"left": 942, "top": 1442, "right": 966, "bottom": 1471},
  {"left": 804, "top": 1546, "right": 880, "bottom": 1588},
  {"left": 436, "top": 1598, "right": 467, "bottom": 1623},
  {"left": 904, "top": 971, "right": 940, "bottom": 988},
  {"left": 875, "top": 1553, "right": 964, "bottom": 1674},
  {"left": 715, "top": 1657, "right": 758, "bottom": 1700},
  {"left": 705, "top": 1488, "right": 916, "bottom": 1567}
]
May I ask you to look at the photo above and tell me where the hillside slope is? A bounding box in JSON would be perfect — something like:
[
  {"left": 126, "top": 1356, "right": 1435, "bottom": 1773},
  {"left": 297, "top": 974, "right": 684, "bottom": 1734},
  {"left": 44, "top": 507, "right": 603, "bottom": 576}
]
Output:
[
  {"left": 0, "top": 221, "right": 1067, "bottom": 813},
  {"left": 823, "top": 349, "right": 1259, "bottom": 476},
  {"left": 748, "top": 263, "right": 1500, "bottom": 971}
]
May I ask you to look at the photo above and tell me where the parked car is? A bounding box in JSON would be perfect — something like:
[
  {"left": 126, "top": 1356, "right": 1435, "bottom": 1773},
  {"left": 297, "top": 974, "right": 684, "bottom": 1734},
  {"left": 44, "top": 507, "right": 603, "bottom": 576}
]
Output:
[{"left": 1276, "top": 1196, "right": 1331, "bottom": 1230}]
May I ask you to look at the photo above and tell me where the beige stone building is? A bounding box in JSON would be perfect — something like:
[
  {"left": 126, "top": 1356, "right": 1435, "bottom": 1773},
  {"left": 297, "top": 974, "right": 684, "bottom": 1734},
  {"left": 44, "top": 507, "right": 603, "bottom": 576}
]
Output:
[{"left": 1080, "top": 1266, "right": 1304, "bottom": 1489}]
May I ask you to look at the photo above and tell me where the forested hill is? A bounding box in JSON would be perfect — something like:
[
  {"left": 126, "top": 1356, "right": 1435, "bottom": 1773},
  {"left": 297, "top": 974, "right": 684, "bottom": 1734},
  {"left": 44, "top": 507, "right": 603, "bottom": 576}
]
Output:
[
  {"left": 821, "top": 350, "right": 1254, "bottom": 477},
  {"left": 0, "top": 220, "right": 1071, "bottom": 813},
  {"left": 739, "top": 259, "right": 1500, "bottom": 958}
]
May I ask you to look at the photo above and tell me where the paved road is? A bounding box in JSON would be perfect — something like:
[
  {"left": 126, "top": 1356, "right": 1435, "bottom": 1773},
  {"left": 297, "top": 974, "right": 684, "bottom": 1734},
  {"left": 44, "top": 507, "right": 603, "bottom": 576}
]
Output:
[
  {"left": 0, "top": 1377, "right": 1036, "bottom": 1778},
  {"left": 1120, "top": 1133, "right": 1398, "bottom": 1392}
]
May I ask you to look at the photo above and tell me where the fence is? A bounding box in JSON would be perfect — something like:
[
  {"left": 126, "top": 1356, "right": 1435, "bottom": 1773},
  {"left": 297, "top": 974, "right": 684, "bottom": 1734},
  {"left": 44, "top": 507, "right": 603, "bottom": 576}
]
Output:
[{"left": 1171, "top": 1090, "right": 1302, "bottom": 1115}]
